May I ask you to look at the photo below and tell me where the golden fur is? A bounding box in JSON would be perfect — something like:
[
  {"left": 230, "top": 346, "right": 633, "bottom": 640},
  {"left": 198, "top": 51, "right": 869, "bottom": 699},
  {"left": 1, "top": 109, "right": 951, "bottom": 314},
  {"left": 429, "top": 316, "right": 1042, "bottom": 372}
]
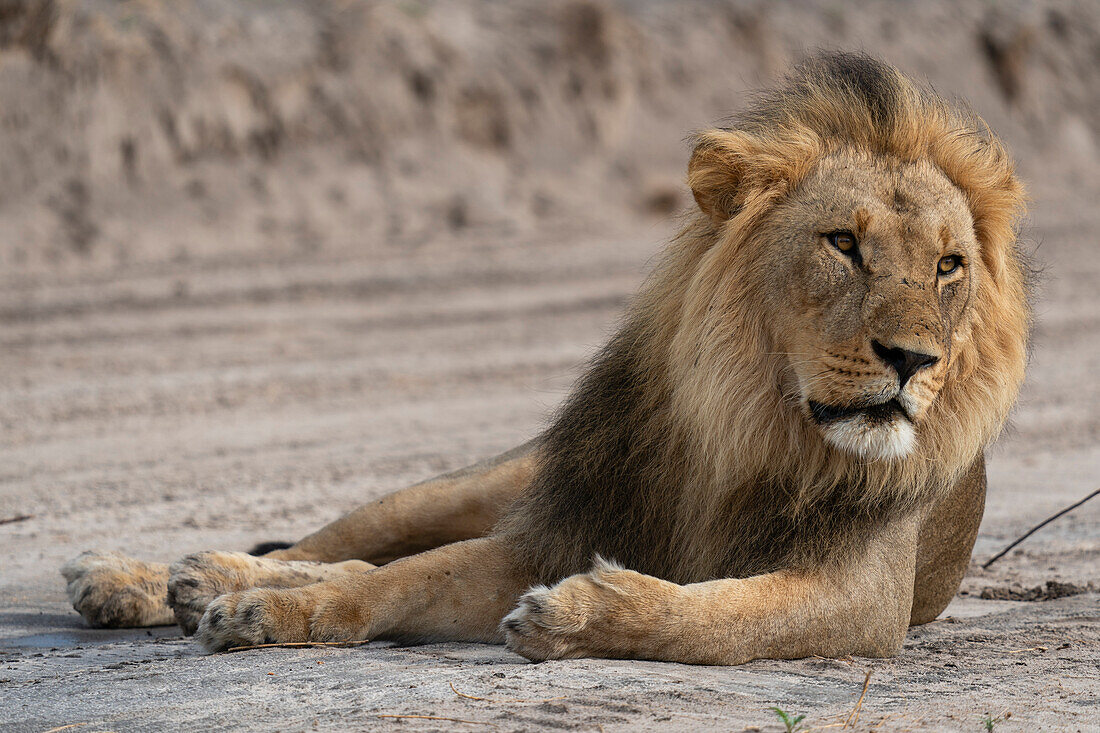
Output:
[
  {"left": 680, "top": 56, "right": 1028, "bottom": 510},
  {"left": 62, "top": 54, "right": 1032, "bottom": 665}
]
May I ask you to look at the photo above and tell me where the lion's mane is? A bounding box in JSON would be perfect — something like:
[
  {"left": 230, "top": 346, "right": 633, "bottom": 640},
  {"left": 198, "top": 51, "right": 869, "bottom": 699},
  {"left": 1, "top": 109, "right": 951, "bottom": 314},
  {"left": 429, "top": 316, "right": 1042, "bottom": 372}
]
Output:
[{"left": 498, "top": 53, "right": 1031, "bottom": 585}]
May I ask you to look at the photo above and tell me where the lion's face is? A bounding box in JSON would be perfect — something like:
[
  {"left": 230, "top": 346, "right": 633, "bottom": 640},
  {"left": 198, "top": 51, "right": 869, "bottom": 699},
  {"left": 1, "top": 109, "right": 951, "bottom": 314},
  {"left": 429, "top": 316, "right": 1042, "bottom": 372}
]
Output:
[{"left": 760, "top": 151, "right": 980, "bottom": 462}]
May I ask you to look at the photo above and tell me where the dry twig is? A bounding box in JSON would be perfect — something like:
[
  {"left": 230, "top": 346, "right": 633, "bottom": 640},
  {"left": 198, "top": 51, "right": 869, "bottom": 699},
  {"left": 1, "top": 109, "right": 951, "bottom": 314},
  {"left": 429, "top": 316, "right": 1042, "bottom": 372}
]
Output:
[
  {"left": 0, "top": 514, "right": 33, "bottom": 526},
  {"left": 811, "top": 654, "right": 856, "bottom": 666},
  {"left": 376, "top": 714, "right": 494, "bottom": 726},
  {"left": 449, "top": 681, "right": 566, "bottom": 704},
  {"left": 842, "top": 670, "right": 872, "bottom": 729},
  {"left": 226, "top": 640, "right": 371, "bottom": 652},
  {"left": 983, "top": 488, "right": 1100, "bottom": 568}
]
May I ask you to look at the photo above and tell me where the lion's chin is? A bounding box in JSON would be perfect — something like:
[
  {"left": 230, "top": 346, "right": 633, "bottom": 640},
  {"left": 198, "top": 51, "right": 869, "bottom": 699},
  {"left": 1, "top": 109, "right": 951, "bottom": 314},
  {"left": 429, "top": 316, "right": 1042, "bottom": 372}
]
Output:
[{"left": 820, "top": 415, "right": 916, "bottom": 462}]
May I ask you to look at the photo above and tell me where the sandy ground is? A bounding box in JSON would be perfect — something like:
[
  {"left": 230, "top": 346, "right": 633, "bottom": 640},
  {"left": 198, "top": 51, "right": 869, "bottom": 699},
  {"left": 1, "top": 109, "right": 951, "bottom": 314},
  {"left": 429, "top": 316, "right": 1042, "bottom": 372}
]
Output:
[
  {"left": 1, "top": 1, "right": 1098, "bottom": 731},
  {"left": 1, "top": 208, "right": 1097, "bottom": 731}
]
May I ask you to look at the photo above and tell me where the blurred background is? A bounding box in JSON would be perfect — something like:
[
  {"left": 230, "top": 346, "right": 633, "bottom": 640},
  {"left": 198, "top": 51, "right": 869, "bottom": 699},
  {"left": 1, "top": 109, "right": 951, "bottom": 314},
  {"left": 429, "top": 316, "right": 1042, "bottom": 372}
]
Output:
[{"left": 2, "top": 0, "right": 1098, "bottom": 627}]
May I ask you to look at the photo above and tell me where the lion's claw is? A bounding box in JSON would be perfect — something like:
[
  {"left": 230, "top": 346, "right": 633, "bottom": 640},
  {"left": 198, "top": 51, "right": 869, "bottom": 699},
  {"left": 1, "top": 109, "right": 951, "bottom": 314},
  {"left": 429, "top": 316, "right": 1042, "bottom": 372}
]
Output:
[{"left": 196, "top": 587, "right": 317, "bottom": 652}]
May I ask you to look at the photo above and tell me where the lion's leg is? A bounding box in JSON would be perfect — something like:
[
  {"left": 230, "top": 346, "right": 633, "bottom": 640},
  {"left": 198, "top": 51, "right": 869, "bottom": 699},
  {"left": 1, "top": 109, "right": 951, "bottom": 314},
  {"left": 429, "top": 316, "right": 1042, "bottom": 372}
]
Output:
[
  {"left": 168, "top": 443, "right": 537, "bottom": 633},
  {"left": 59, "top": 551, "right": 370, "bottom": 633},
  {"left": 61, "top": 441, "right": 537, "bottom": 630},
  {"left": 503, "top": 516, "right": 920, "bottom": 664},
  {"left": 166, "top": 552, "right": 376, "bottom": 634},
  {"left": 195, "top": 536, "right": 531, "bottom": 652},
  {"left": 910, "top": 456, "right": 986, "bottom": 625},
  {"left": 269, "top": 440, "right": 538, "bottom": 564}
]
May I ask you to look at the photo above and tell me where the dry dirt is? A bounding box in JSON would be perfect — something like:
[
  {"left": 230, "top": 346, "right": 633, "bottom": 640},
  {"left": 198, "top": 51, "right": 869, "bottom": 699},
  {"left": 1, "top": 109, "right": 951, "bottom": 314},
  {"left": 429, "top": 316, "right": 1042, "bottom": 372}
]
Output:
[{"left": 1, "top": 1, "right": 1098, "bottom": 731}]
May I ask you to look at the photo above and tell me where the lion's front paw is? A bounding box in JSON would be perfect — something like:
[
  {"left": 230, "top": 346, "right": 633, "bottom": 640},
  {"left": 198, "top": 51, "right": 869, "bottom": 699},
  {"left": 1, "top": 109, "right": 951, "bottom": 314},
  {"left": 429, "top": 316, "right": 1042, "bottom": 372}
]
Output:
[
  {"left": 195, "top": 587, "right": 316, "bottom": 652},
  {"left": 167, "top": 551, "right": 371, "bottom": 635},
  {"left": 502, "top": 558, "right": 675, "bottom": 662},
  {"left": 501, "top": 584, "right": 586, "bottom": 661},
  {"left": 60, "top": 551, "right": 174, "bottom": 628},
  {"left": 167, "top": 551, "right": 261, "bottom": 635}
]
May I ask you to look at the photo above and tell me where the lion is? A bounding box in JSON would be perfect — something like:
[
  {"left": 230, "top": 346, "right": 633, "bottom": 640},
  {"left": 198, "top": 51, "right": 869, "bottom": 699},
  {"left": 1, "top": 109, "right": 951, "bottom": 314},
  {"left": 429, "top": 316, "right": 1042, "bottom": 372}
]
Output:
[{"left": 61, "top": 53, "right": 1030, "bottom": 664}]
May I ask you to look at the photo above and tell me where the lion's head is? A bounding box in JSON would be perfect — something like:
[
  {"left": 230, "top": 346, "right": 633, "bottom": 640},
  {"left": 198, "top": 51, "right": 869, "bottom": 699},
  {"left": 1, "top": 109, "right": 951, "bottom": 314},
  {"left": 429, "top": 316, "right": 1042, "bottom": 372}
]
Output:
[
  {"left": 661, "top": 53, "right": 1029, "bottom": 502},
  {"left": 759, "top": 149, "right": 985, "bottom": 462}
]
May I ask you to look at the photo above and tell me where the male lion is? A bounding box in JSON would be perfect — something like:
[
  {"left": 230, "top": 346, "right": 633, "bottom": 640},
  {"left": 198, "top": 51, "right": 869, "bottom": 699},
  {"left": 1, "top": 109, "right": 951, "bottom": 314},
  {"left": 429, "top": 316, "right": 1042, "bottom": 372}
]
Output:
[{"left": 62, "top": 53, "right": 1030, "bottom": 664}]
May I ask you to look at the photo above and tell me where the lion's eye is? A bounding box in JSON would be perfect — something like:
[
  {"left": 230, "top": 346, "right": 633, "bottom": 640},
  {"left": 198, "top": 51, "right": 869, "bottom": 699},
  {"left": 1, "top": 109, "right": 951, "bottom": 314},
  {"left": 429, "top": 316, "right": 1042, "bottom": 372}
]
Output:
[
  {"left": 827, "top": 231, "right": 859, "bottom": 261},
  {"left": 937, "top": 255, "right": 961, "bottom": 276}
]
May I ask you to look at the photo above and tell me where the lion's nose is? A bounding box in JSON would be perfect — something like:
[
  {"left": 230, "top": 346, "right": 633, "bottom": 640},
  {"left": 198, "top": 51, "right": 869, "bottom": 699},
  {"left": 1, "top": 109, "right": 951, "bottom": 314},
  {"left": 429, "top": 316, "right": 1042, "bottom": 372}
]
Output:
[{"left": 870, "top": 340, "right": 939, "bottom": 388}]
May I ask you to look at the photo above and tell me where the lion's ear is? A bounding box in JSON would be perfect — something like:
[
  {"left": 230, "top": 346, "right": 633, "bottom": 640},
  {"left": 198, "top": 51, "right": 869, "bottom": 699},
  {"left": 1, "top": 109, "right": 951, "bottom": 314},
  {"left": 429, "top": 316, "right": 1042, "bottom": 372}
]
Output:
[
  {"left": 688, "top": 133, "right": 740, "bottom": 223},
  {"left": 687, "top": 130, "right": 759, "bottom": 224},
  {"left": 689, "top": 129, "right": 814, "bottom": 225}
]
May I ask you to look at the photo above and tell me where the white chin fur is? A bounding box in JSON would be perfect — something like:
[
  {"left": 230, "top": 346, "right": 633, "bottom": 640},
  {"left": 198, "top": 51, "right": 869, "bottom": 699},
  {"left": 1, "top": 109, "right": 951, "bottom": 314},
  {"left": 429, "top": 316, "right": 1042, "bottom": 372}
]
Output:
[{"left": 822, "top": 415, "right": 916, "bottom": 461}]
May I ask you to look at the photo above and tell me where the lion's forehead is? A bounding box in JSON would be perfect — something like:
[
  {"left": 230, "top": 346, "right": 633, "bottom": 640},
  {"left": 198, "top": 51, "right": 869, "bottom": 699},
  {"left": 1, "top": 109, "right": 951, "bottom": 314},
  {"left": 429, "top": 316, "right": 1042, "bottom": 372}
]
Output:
[
  {"left": 827, "top": 157, "right": 967, "bottom": 212},
  {"left": 805, "top": 154, "right": 975, "bottom": 261}
]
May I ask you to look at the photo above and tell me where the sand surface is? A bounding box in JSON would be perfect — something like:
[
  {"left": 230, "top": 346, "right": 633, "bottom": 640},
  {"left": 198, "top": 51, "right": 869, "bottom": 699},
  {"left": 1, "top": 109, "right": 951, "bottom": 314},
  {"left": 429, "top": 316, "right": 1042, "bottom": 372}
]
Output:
[{"left": 1, "top": 1, "right": 1098, "bottom": 731}]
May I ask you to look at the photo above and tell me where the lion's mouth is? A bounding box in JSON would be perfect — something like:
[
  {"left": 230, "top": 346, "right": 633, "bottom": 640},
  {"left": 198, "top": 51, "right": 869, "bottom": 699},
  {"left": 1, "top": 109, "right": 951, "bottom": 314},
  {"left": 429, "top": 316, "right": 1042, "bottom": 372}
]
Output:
[{"left": 808, "top": 398, "right": 909, "bottom": 425}]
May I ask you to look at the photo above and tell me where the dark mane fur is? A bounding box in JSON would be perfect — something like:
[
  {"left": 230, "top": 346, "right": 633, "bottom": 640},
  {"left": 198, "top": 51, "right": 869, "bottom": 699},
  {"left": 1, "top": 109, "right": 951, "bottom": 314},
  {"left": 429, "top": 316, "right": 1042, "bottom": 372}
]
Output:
[{"left": 498, "top": 322, "right": 909, "bottom": 585}]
